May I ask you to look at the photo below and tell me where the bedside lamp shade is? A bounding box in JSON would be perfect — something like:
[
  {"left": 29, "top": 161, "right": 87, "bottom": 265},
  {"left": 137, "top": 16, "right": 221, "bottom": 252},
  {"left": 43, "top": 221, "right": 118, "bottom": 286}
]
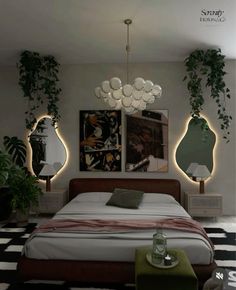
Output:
[
  {"left": 186, "top": 163, "right": 199, "bottom": 177},
  {"left": 39, "top": 164, "right": 56, "bottom": 192},
  {"left": 192, "top": 165, "right": 211, "bottom": 194}
]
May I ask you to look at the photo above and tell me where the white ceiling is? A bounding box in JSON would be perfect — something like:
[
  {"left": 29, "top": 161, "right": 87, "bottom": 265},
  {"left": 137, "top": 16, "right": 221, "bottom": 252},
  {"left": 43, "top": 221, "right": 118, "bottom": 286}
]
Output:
[{"left": 0, "top": 0, "right": 235, "bottom": 65}]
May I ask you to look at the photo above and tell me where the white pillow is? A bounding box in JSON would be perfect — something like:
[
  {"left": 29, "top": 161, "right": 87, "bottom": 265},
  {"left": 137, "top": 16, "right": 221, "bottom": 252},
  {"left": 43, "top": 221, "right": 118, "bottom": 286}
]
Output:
[
  {"left": 73, "top": 191, "right": 112, "bottom": 202},
  {"left": 142, "top": 193, "right": 177, "bottom": 203}
]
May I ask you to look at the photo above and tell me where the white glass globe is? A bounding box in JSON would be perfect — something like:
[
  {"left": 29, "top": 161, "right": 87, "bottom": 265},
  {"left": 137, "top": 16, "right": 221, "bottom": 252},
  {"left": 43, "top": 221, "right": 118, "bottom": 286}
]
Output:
[
  {"left": 134, "top": 77, "right": 145, "bottom": 90},
  {"left": 122, "top": 96, "right": 132, "bottom": 107},
  {"left": 94, "top": 87, "right": 101, "bottom": 98},
  {"left": 144, "top": 80, "right": 153, "bottom": 92},
  {"left": 110, "top": 77, "right": 122, "bottom": 90},
  {"left": 123, "top": 84, "right": 133, "bottom": 97},
  {"left": 101, "top": 80, "right": 111, "bottom": 93},
  {"left": 112, "top": 88, "right": 122, "bottom": 100}
]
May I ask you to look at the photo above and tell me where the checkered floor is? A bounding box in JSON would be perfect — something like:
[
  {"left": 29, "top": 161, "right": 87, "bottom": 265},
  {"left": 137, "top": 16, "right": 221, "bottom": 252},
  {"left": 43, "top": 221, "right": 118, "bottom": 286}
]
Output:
[
  {"left": 204, "top": 227, "right": 236, "bottom": 270},
  {"left": 0, "top": 223, "right": 36, "bottom": 288},
  {"left": 0, "top": 222, "right": 235, "bottom": 290}
]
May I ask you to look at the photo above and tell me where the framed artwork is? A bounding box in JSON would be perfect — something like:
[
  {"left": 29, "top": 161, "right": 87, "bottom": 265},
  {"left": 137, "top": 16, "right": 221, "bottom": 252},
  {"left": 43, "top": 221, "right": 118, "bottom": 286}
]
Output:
[
  {"left": 125, "top": 110, "right": 168, "bottom": 172},
  {"left": 80, "top": 110, "right": 121, "bottom": 171}
]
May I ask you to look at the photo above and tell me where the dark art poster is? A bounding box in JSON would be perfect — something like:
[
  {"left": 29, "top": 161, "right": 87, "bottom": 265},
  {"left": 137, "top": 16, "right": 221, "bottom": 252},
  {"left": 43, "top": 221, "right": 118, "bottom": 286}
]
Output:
[
  {"left": 80, "top": 110, "right": 121, "bottom": 171},
  {"left": 126, "top": 110, "right": 168, "bottom": 172}
]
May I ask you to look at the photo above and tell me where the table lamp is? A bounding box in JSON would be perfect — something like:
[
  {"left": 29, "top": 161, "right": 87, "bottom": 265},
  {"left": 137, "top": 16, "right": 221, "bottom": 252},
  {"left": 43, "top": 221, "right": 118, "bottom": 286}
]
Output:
[
  {"left": 186, "top": 162, "right": 199, "bottom": 179},
  {"left": 39, "top": 163, "right": 56, "bottom": 192},
  {"left": 192, "top": 165, "right": 211, "bottom": 194}
]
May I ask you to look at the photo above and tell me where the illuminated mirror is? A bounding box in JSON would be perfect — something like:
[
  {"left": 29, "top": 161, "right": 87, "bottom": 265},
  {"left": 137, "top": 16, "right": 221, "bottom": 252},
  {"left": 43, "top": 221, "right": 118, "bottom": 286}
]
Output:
[
  {"left": 175, "top": 117, "right": 216, "bottom": 179},
  {"left": 29, "top": 116, "right": 67, "bottom": 179}
]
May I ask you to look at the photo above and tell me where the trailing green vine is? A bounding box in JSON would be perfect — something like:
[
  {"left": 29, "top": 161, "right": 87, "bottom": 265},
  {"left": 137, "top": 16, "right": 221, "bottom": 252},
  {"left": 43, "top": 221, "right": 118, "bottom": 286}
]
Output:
[
  {"left": 183, "top": 48, "right": 232, "bottom": 142},
  {"left": 18, "top": 50, "right": 61, "bottom": 130}
]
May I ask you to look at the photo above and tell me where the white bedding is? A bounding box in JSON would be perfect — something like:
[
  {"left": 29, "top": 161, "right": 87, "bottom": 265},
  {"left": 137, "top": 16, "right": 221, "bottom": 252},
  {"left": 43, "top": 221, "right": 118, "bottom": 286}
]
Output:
[{"left": 24, "top": 192, "right": 214, "bottom": 264}]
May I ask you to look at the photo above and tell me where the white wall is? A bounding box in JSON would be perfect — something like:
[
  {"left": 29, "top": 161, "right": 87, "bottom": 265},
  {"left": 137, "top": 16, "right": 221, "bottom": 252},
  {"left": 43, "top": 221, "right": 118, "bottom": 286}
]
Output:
[{"left": 0, "top": 61, "right": 235, "bottom": 214}]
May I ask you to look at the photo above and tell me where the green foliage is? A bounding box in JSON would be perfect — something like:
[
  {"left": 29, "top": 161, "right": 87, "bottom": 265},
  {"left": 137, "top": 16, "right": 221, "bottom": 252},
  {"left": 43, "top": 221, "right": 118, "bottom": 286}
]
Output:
[
  {"left": 8, "top": 167, "right": 42, "bottom": 214},
  {"left": 0, "top": 136, "right": 27, "bottom": 186},
  {"left": 183, "top": 48, "right": 232, "bottom": 142},
  {"left": 3, "top": 136, "right": 26, "bottom": 167},
  {"left": 0, "top": 136, "right": 42, "bottom": 214},
  {"left": 0, "top": 150, "right": 12, "bottom": 186},
  {"left": 18, "top": 50, "right": 61, "bottom": 131}
]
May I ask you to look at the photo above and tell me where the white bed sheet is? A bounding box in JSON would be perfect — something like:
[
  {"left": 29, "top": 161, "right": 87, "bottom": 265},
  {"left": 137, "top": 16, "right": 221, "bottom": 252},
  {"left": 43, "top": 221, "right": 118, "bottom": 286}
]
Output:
[{"left": 24, "top": 192, "right": 214, "bottom": 265}]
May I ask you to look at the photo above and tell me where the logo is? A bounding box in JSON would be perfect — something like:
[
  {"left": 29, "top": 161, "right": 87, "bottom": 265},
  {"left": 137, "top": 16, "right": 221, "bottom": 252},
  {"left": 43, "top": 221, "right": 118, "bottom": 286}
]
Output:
[
  {"left": 211, "top": 268, "right": 236, "bottom": 289},
  {"left": 212, "top": 268, "right": 227, "bottom": 283},
  {"left": 227, "top": 270, "right": 236, "bottom": 289},
  {"left": 216, "top": 272, "right": 224, "bottom": 280},
  {"left": 200, "top": 9, "right": 226, "bottom": 23}
]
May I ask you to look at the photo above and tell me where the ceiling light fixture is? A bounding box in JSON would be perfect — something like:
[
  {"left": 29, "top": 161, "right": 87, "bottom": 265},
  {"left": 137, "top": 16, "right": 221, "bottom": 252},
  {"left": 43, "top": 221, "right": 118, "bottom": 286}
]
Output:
[{"left": 95, "top": 19, "right": 162, "bottom": 114}]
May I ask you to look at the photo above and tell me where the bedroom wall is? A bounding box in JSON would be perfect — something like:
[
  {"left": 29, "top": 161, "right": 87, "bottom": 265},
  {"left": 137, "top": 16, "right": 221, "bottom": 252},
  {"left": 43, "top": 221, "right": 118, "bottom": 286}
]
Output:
[{"left": 0, "top": 61, "right": 235, "bottom": 215}]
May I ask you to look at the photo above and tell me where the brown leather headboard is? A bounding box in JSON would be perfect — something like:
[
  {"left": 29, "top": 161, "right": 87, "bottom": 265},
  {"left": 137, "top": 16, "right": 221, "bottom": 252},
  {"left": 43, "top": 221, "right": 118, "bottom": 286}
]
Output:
[{"left": 69, "top": 178, "right": 181, "bottom": 202}]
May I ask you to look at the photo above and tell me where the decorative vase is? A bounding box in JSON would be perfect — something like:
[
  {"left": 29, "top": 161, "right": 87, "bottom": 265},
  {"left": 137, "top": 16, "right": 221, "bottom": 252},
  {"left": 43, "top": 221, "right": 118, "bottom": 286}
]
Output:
[
  {"left": 152, "top": 229, "right": 167, "bottom": 264},
  {"left": 15, "top": 208, "right": 29, "bottom": 226}
]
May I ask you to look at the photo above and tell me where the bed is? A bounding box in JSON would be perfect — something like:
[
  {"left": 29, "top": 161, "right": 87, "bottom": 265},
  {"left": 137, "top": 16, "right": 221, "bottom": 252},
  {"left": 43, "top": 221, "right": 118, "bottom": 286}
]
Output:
[{"left": 17, "top": 178, "right": 217, "bottom": 287}]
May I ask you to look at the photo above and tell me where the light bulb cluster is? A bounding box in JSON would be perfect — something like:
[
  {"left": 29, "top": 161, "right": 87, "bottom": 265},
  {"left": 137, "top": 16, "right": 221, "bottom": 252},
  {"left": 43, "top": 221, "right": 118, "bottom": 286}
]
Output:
[{"left": 95, "top": 77, "right": 162, "bottom": 114}]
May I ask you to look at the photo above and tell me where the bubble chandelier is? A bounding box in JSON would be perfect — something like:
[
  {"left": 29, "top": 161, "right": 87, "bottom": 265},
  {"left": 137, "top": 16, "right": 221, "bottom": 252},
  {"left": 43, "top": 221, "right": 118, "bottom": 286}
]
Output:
[{"left": 94, "top": 19, "right": 162, "bottom": 114}]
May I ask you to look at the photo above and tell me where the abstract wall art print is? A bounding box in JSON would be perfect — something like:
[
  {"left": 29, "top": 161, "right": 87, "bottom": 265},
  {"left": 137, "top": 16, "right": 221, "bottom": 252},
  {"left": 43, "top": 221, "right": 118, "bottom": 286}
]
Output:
[
  {"left": 126, "top": 110, "right": 168, "bottom": 172},
  {"left": 80, "top": 110, "right": 121, "bottom": 171}
]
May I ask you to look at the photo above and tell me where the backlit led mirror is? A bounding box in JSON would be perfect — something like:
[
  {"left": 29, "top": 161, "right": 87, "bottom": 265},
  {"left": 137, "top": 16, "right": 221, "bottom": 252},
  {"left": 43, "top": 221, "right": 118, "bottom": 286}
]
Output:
[
  {"left": 29, "top": 116, "right": 67, "bottom": 178},
  {"left": 175, "top": 117, "right": 216, "bottom": 179}
]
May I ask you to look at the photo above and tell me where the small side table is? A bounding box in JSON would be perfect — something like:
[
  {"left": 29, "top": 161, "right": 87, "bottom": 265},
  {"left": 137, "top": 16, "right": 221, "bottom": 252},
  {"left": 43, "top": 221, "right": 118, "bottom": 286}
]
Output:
[
  {"left": 135, "top": 247, "right": 198, "bottom": 290},
  {"left": 38, "top": 189, "right": 68, "bottom": 214},
  {"left": 184, "top": 192, "right": 222, "bottom": 217}
]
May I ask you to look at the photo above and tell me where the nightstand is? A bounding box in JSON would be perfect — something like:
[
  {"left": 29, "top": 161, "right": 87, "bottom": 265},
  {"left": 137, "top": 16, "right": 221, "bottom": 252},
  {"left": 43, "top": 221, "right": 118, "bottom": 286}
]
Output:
[
  {"left": 38, "top": 189, "right": 68, "bottom": 214},
  {"left": 184, "top": 192, "right": 222, "bottom": 217}
]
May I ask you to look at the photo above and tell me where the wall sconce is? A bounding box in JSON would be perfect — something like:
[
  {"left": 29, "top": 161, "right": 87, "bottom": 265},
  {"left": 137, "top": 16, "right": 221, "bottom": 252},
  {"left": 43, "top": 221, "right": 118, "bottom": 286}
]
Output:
[
  {"left": 39, "top": 163, "right": 57, "bottom": 192},
  {"left": 192, "top": 165, "right": 211, "bottom": 194}
]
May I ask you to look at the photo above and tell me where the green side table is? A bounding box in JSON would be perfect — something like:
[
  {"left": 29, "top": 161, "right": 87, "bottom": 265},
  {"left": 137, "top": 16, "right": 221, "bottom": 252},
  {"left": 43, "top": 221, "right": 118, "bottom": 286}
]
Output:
[{"left": 135, "top": 247, "right": 198, "bottom": 290}]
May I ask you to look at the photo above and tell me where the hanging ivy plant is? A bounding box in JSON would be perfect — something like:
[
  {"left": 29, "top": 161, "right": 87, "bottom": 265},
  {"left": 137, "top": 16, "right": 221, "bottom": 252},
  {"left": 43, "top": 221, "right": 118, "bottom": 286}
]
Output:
[
  {"left": 183, "top": 48, "right": 232, "bottom": 142},
  {"left": 18, "top": 50, "right": 61, "bottom": 130}
]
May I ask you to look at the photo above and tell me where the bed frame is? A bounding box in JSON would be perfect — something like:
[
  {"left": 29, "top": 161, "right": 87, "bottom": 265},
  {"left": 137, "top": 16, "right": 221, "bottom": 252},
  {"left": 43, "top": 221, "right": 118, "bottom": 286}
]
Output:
[{"left": 18, "top": 178, "right": 216, "bottom": 287}]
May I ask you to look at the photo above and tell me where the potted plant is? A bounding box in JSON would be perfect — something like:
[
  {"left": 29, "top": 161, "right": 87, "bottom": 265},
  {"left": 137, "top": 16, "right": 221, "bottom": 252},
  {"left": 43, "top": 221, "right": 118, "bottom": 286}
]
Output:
[
  {"left": 0, "top": 151, "right": 13, "bottom": 220},
  {"left": 8, "top": 166, "right": 42, "bottom": 224},
  {"left": 18, "top": 50, "right": 62, "bottom": 131},
  {"left": 183, "top": 48, "right": 232, "bottom": 142},
  {"left": 0, "top": 136, "right": 42, "bottom": 222}
]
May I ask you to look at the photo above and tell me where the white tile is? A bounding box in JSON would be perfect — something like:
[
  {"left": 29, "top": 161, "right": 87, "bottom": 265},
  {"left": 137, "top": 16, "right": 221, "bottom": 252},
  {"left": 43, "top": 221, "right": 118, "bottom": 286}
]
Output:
[
  {"left": 0, "top": 262, "right": 17, "bottom": 270},
  {"left": 207, "top": 233, "right": 226, "bottom": 238},
  {"left": 215, "top": 245, "right": 236, "bottom": 251},
  {"left": 21, "top": 233, "right": 30, "bottom": 238},
  {"left": 0, "top": 228, "right": 25, "bottom": 233},
  {"left": 216, "top": 260, "right": 236, "bottom": 268},
  {"left": 0, "top": 238, "right": 11, "bottom": 244},
  {"left": 0, "top": 283, "right": 10, "bottom": 290},
  {"left": 215, "top": 224, "right": 236, "bottom": 233},
  {"left": 5, "top": 245, "right": 23, "bottom": 252}
]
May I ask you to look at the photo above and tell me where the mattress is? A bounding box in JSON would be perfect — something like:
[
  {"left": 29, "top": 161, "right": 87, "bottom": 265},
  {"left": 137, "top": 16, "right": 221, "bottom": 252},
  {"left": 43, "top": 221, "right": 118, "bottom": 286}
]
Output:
[{"left": 23, "top": 192, "right": 214, "bottom": 264}]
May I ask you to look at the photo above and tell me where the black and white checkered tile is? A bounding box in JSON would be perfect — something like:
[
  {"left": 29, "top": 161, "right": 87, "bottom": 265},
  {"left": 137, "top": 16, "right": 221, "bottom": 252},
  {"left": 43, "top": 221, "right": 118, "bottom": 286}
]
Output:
[
  {"left": 0, "top": 223, "right": 235, "bottom": 290},
  {"left": 204, "top": 227, "right": 236, "bottom": 270},
  {"left": 0, "top": 223, "right": 37, "bottom": 290},
  {"left": 0, "top": 223, "right": 134, "bottom": 290}
]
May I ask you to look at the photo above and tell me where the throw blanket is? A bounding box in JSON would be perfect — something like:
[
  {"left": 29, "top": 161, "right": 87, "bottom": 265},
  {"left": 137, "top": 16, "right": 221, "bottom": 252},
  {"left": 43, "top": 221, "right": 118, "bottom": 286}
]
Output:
[{"left": 33, "top": 218, "right": 214, "bottom": 250}]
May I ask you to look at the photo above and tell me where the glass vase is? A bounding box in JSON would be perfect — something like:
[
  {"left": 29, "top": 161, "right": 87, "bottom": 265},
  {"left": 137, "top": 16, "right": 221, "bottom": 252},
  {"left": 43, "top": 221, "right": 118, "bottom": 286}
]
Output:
[{"left": 152, "top": 228, "right": 167, "bottom": 264}]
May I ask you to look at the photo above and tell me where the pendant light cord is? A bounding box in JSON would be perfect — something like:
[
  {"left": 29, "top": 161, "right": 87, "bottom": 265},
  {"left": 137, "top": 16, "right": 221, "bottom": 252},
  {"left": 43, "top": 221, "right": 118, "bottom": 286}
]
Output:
[{"left": 124, "top": 19, "right": 132, "bottom": 84}]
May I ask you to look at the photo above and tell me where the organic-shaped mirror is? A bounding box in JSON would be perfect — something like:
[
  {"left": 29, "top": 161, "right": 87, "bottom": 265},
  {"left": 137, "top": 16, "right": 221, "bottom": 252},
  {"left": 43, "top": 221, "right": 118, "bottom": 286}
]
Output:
[
  {"left": 29, "top": 116, "right": 67, "bottom": 179},
  {"left": 175, "top": 117, "right": 216, "bottom": 179}
]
